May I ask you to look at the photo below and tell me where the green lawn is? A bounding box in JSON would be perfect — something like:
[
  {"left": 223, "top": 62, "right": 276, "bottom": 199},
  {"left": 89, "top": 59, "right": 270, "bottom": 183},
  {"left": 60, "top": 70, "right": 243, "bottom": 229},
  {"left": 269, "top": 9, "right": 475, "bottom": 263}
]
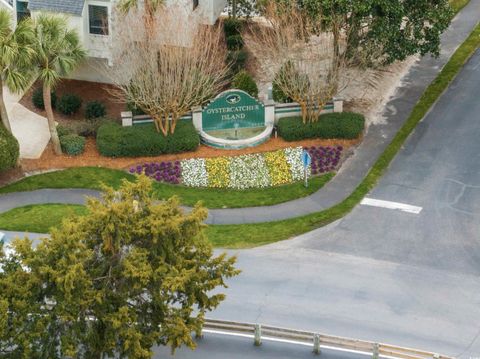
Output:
[
  {"left": 0, "top": 167, "right": 333, "bottom": 209},
  {"left": 0, "top": 204, "right": 88, "bottom": 234},
  {"left": 449, "top": 0, "right": 471, "bottom": 14}
]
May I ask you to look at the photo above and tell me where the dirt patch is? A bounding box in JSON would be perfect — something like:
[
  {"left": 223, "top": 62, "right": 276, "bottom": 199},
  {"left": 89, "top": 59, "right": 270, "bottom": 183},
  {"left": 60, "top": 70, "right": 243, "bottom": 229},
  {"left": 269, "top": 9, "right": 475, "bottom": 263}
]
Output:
[
  {"left": 338, "top": 56, "right": 419, "bottom": 127},
  {"left": 20, "top": 79, "right": 126, "bottom": 125},
  {"left": 20, "top": 136, "right": 360, "bottom": 172}
]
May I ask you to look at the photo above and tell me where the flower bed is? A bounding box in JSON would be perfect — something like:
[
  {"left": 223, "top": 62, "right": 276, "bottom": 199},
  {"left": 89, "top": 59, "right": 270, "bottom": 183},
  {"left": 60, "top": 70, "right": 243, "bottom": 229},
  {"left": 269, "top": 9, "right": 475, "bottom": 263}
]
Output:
[{"left": 129, "top": 145, "right": 344, "bottom": 189}]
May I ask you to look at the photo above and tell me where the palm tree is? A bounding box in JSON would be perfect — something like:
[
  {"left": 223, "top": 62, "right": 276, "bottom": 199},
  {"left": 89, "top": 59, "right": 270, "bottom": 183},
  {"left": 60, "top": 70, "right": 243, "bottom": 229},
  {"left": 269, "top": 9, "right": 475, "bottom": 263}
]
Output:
[
  {"left": 0, "top": 9, "right": 35, "bottom": 133},
  {"left": 33, "top": 14, "right": 86, "bottom": 155}
]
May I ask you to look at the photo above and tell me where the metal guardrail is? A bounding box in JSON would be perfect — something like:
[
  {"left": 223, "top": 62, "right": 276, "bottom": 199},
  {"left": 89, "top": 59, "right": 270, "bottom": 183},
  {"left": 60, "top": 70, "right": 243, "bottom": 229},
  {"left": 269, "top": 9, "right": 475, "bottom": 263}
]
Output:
[{"left": 201, "top": 319, "right": 453, "bottom": 359}]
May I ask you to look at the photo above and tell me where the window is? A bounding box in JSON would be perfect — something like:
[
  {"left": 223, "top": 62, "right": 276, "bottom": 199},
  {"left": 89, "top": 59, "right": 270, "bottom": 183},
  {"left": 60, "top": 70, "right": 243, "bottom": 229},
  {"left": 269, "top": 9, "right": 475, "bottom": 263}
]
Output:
[
  {"left": 16, "top": 0, "right": 30, "bottom": 21},
  {"left": 193, "top": 0, "right": 199, "bottom": 10},
  {"left": 89, "top": 5, "right": 109, "bottom": 35}
]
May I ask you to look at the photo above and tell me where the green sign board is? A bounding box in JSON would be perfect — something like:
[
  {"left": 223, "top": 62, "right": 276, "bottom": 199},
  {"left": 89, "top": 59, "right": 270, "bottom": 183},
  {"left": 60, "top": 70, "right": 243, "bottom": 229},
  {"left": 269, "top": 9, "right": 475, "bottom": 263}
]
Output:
[{"left": 202, "top": 90, "right": 265, "bottom": 131}]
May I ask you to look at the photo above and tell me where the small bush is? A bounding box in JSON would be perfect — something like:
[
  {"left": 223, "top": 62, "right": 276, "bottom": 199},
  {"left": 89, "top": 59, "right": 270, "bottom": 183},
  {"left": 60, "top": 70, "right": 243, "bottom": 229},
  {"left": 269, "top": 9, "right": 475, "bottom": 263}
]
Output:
[
  {"left": 227, "top": 49, "right": 248, "bottom": 74},
  {"left": 32, "top": 87, "right": 56, "bottom": 110},
  {"left": 56, "top": 124, "right": 73, "bottom": 138},
  {"left": 57, "top": 94, "right": 82, "bottom": 115},
  {"left": 277, "top": 113, "right": 365, "bottom": 141},
  {"left": 0, "top": 124, "right": 19, "bottom": 171},
  {"left": 127, "top": 102, "right": 146, "bottom": 116},
  {"left": 97, "top": 121, "right": 199, "bottom": 158},
  {"left": 232, "top": 70, "right": 259, "bottom": 98},
  {"left": 226, "top": 34, "right": 244, "bottom": 51},
  {"left": 85, "top": 101, "right": 106, "bottom": 119},
  {"left": 60, "top": 134, "right": 86, "bottom": 156},
  {"left": 223, "top": 18, "right": 243, "bottom": 37}
]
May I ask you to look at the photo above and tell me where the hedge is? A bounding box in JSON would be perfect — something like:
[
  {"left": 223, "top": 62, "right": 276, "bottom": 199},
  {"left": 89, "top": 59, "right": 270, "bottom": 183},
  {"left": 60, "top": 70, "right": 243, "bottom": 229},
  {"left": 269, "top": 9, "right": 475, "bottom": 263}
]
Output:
[
  {"left": 0, "top": 124, "right": 19, "bottom": 172},
  {"left": 97, "top": 121, "right": 200, "bottom": 157},
  {"left": 277, "top": 113, "right": 365, "bottom": 141},
  {"left": 60, "top": 134, "right": 86, "bottom": 156}
]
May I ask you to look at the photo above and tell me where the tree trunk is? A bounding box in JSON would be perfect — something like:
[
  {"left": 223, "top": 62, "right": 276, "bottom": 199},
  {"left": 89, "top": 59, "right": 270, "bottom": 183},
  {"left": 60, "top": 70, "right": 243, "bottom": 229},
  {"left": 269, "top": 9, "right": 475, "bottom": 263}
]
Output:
[
  {"left": 43, "top": 83, "right": 62, "bottom": 155},
  {"left": 170, "top": 114, "right": 178, "bottom": 134},
  {"left": 232, "top": 0, "right": 237, "bottom": 19},
  {"left": 0, "top": 83, "right": 12, "bottom": 133}
]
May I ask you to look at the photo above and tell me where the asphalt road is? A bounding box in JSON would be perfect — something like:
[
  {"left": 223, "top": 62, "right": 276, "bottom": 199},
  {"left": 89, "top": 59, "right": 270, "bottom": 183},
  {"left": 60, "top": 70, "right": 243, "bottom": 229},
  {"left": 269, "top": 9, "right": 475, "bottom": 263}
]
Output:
[
  {"left": 202, "top": 48, "right": 480, "bottom": 358},
  {"left": 152, "top": 45, "right": 480, "bottom": 357}
]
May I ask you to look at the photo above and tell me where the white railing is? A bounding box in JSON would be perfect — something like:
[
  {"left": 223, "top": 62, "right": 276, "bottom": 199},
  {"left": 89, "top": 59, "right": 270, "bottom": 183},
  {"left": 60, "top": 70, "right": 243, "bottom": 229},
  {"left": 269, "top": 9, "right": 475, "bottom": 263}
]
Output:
[{"left": 201, "top": 319, "right": 453, "bottom": 359}]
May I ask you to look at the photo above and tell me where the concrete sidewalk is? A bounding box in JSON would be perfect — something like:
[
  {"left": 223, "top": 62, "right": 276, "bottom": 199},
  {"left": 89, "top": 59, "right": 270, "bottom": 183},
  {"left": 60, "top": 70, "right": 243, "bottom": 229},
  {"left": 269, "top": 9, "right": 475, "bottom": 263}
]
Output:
[{"left": 3, "top": 85, "right": 50, "bottom": 159}]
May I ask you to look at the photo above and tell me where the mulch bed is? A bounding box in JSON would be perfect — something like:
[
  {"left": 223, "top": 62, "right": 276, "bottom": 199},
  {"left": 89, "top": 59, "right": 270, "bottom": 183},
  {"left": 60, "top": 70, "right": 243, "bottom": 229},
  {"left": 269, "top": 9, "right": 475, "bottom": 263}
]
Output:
[
  {"left": 20, "top": 136, "right": 361, "bottom": 173},
  {"left": 16, "top": 78, "right": 361, "bottom": 177},
  {"left": 0, "top": 167, "right": 25, "bottom": 187},
  {"left": 20, "top": 79, "right": 126, "bottom": 126}
]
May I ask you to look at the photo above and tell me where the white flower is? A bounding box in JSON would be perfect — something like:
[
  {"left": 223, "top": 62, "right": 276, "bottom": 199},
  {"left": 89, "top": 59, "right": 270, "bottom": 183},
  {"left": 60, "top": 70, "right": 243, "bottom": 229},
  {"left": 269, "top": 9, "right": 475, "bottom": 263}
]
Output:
[
  {"left": 285, "top": 147, "right": 307, "bottom": 181},
  {"left": 229, "top": 154, "right": 271, "bottom": 189},
  {"left": 181, "top": 158, "right": 208, "bottom": 187}
]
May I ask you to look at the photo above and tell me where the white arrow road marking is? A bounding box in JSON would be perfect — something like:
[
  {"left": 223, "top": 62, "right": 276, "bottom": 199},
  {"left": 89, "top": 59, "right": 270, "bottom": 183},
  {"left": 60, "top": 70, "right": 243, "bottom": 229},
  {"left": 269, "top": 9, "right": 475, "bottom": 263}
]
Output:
[{"left": 361, "top": 198, "right": 423, "bottom": 214}]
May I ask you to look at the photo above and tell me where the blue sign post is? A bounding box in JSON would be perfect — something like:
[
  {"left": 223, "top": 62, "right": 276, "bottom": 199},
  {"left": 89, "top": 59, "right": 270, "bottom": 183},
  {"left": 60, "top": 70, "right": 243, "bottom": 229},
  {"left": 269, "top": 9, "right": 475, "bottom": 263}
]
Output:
[{"left": 302, "top": 150, "right": 312, "bottom": 188}]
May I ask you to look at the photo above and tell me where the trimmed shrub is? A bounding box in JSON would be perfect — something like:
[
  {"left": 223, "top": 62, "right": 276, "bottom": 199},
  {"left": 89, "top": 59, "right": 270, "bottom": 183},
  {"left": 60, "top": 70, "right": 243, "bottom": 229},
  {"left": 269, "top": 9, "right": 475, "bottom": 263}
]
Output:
[
  {"left": 223, "top": 17, "right": 243, "bottom": 37},
  {"left": 60, "top": 134, "right": 86, "bottom": 156},
  {"left": 227, "top": 49, "right": 248, "bottom": 74},
  {"left": 0, "top": 124, "right": 19, "bottom": 172},
  {"left": 56, "top": 124, "right": 73, "bottom": 138},
  {"left": 232, "top": 70, "right": 259, "bottom": 98},
  {"left": 226, "top": 34, "right": 244, "bottom": 51},
  {"left": 57, "top": 94, "right": 82, "bottom": 115},
  {"left": 277, "top": 113, "right": 365, "bottom": 141},
  {"left": 85, "top": 101, "right": 106, "bottom": 119},
  {"left": 32, "top": 87, "right": 57, "bottom": 110},
  {"left": 96, "top": 120, "right": 199, "bottom": 158}
]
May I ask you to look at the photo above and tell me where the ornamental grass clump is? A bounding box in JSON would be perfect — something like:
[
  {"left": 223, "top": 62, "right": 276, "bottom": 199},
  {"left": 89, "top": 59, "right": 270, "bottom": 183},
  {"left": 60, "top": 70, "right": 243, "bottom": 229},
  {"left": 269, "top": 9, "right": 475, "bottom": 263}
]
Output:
[
  {"left": 129, "top": 161, "right": 181, "bottom": 184},
  {"left": 229, "top": 154, "right": 270, "bottom": 189},
  {"left": 264, "top": 150, "right": 293, "bottom": 186},
  {"left": 206, "top": 157, "right": 231, "bottom": 188}
]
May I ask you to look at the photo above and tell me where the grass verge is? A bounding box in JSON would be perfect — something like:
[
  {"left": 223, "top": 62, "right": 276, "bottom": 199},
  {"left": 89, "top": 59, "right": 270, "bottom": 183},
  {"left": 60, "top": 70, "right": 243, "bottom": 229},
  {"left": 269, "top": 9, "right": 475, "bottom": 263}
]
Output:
[
  {"left": 0, "top": 204, "right": 88, "bottom": 234},
  {"left": 449, "top": 0, "right": 471, "bottom": 14},
  {"left": 0, "top": 167, "right": 333, "bottom": 209}
]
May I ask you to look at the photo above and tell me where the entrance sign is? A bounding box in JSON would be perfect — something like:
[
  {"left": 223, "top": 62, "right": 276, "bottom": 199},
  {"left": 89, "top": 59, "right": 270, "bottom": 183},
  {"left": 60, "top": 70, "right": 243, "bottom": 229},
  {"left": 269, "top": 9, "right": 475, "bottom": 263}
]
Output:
[{"left": 202, "top": 90, "right": 265, "bottom": 131}]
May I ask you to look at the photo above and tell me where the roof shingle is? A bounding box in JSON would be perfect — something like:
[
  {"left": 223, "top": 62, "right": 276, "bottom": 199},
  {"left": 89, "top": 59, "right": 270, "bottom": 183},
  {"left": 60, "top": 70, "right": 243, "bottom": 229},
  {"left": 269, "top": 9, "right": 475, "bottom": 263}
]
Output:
[{"left": 28, "top": 0, "right": 86, "bottom": 16}]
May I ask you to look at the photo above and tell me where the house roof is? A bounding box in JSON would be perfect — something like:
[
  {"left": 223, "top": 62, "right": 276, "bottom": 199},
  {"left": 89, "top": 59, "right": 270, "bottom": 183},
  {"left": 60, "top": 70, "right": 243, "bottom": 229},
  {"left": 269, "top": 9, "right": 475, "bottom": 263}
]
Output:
[{"left": 28, "top": 0, "right": 86, "bottom": 16}]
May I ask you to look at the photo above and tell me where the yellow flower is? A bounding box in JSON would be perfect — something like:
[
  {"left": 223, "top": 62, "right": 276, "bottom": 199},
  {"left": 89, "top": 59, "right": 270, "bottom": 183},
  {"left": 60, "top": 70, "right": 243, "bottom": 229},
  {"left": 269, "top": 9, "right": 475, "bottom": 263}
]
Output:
[
  {"left": 206, "top": 157, "right": 231, "bottom": 188},
  {"left": 264, "top": 150, "right": 293, "bottom": 186}
]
